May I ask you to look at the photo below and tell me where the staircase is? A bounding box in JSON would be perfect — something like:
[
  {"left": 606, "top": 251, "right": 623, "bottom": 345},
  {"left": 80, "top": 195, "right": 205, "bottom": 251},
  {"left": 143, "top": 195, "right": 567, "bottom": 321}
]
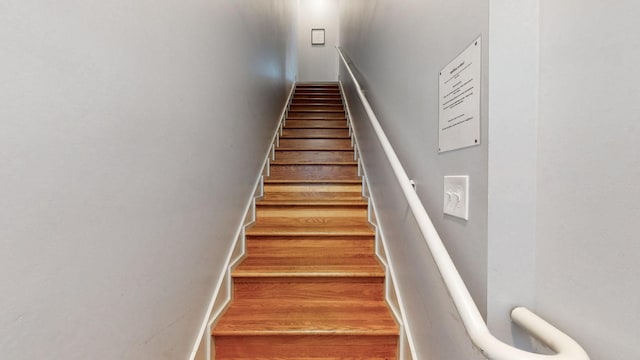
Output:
[{"left": 212, "top": 83, "right": 399, "bottom": 359}]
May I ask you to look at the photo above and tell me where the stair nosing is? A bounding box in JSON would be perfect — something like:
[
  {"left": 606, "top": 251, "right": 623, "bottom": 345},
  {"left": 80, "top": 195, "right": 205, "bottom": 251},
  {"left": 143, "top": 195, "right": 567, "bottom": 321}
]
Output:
[
  {"left": 286, "top": 118, "right": 347, "bottom": 121},
  {"left": 275, "top": 147, "right": 354, "bottom": 151},
  {"left": 270, "top": 161, "right": 358, "bottom": 165},
  {"left": 263, "top": 179, "right": 361, "bottom": 184},
  {"left": 275, "top": 148, "right": 354, "bottom": 152},
  {"left": 232, "top": 271, "right": 385, "bottom": 278},
  {"left": 256, "top": 201, "right": 367, "bottom": 207},
  {"left": 245, "top": 229, "right": 374, "bottom": 236}
]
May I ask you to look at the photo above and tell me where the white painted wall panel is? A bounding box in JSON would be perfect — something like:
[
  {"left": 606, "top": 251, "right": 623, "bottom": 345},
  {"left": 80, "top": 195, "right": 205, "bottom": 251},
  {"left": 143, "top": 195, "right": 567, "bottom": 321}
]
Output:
[
  {"left": 536, "top": 1, "right": 640, "bottom": 358},
  {"left": 0, "top": 1, "right": 295, "bottom": 359},
  {"left": 340, "top": 1, "right": 640, "bottom": 359},
  {"left": 342, "top": 67, "right": 487, "bottom": 360},
  {"left": 297, "top": 0, "right": 339, "bottom": 82},
  {"left": 338, "top": 0, "right": 489, "bottom": 319},
  {"left": 486, "top": 0, "right": 539, "bottom": 347},
  {"left": 338, "top": 0, "right": 490, "bottom": 357}
]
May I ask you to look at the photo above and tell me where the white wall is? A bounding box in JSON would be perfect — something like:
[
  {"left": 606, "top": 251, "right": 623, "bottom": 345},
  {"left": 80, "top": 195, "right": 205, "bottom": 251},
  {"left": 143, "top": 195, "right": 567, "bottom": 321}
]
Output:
[
  {"left": 0, "top": 1, "right": 295, "bottom": 359},
  {"left": 535, "top": 1, "right": 640, "bottom": 358},
  {"left": 341, "top": 0, "right": 640, "bottom": 359},
  {"left": 339, "top": 0, "right": 490, "bottom": 358},
  {"left": 340, "top": 64, "right": 486, "bottom": 360},
  {"left": 486, "top": 0, "right": 539, "bottom": 346},
  {"left": 339, "top": 0, "right": 489, "bottom": 316},
  {"left": 297, "top": 0, "right": 339, "bottom": 82}
]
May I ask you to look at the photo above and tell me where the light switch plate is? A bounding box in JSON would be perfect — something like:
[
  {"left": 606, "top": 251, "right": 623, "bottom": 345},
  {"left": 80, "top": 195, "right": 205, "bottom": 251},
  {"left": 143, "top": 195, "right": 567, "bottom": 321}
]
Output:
[{"left": 443, "top": 175, "right": 469, "bottom": 220}]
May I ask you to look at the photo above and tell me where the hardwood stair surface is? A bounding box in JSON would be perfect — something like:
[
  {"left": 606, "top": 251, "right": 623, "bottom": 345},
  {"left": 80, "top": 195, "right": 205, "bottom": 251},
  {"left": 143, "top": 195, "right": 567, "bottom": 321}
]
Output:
[{"left": 212, "top": 82, "right": 398, "bottom": 359}]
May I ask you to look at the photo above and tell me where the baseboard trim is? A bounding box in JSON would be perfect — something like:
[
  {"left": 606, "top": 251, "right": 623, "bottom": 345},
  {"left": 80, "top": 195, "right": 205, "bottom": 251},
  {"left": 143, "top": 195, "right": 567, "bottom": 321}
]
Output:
[
  {"left": 188, "top": 83, "right": 296, "bottom": 360},
  {"left": 340, "top": 80, "right": 417, "bottom": 360}
]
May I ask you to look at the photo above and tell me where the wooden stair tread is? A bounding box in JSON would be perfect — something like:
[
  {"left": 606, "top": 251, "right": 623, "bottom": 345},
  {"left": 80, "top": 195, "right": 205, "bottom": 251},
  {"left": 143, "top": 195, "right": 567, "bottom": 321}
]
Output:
[
  {"left": 233, "top": 265, "right": 384, "bottom": 278},
  {"left": 296, "top": 83, "right": 339, "bottom": 87},
  {"left": 291, "top": 98, "right": 342, "bottom": 102},
  {"left": 282, "top": 127, "right": 348, "bottom": 133},
  {"left": 271, "top": 160, "right": 357, "bottom": 165},
  {"left": 275, "top": 147, "right": 353, "bottom": 151},
  {"left": 263, "top": 179, "right": 361, "bottom": 184},
  {"left": 278, "top": 138, "right": 351, "bottom": 147},
  {"left": 233, "top": 276, "right": 384, "bottom": 303},
  {"left": 280, "top": 135, "right": 351, "bottom": 140},
  {"left": 257, "top": 199, "right": 367, "bottom": 206},
  {"left": 214, "top": 335, "right": 397, "bottom": 359},
  {"left": 261, "top": 194, "right": 365, "bottom": 202},
  {"left": 263, "top": 183, "right": 362, "bottom": 192},
  {"left": 294, "top": 90, "right": 341, "bottom": 93},
  {"left": 213, "top": 300, "right": 397, "bottom": 336},
  {"left": 290, "top": 105, "right": 345, "bottom": 111},
  {"left": 289, "top": 110, "right": 344, "bottom": 114},
  {"left": 284, "top": 125, "right": 348, "bottom": 129},
  {"left": 287, "top": 116, "right": 346, "bottom": 120},
  {"left": 267, "top": 166, "right": 358, "bottom": 181},
  {"left": 281, "top": 133, "right": 351, "bottom": 138},
  {"left": 246, "top": 225, "right": 374, "bottom": 236}
]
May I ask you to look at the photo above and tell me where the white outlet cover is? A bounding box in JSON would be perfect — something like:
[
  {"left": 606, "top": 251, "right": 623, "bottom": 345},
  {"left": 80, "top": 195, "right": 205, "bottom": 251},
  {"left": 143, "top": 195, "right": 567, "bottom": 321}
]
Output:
[{"left": 443, "top": 175, "right": 469, "bottom": 220}]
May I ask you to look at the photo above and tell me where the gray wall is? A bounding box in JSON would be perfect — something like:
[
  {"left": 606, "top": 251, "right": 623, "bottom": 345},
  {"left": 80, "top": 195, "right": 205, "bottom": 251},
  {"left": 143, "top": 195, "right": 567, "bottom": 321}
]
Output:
[
  {"left": 0, "top": 1, "right": 295, "bottom": 359},
  {"left": 340, "top": 62, "right": 487, "bottom": 360},
  {"left": 338, "top": 0, "right": 490, "bottom": 358},
  {"left": 340, "top": 0, "right": 640, "bottom": 358},
  {"left": 297, "top": 0, "right": 339, "bottom": 82},
  {"left": 486, "top": 0, "right": 539, "bottom": 344},
  {"left": 535, "top": 1, "right": 640, "bottom": 358},
  {"left": 339, "top": 0, "right": 490, "bottom": 317}
]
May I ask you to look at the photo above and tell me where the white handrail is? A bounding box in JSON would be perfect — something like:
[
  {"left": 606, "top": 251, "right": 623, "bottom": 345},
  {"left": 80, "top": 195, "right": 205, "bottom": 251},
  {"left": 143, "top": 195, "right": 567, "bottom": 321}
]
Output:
[{"left": 336, "top": 47, "right": 589, "bottom": 360}]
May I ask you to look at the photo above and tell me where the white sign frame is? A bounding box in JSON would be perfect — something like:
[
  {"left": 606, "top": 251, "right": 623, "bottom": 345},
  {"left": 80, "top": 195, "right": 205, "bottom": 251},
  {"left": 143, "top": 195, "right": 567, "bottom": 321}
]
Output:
[
  {"left": 311, "top": 29, "right": 325, "bottom": 46},
  {"left": 438, "top": 36, "right": 482, "bottom": 153}
]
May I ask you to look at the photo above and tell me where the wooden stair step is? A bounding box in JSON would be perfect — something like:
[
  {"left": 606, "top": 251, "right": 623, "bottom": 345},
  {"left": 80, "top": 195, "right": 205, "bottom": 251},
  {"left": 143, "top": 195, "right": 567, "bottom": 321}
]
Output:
[
  {"left": 292, "top": 94, "right": 342, "bottom": 98},
  {"left": 268, "top": 164, "right": 358, "bottom": 181},
  {"left": 294, "top": 93, "right": 341, "bottom": 98},
  {"left": 288, "top": 111, "right": 345, "bottom": 119},
  {"left": 295, "top": 86, "right": 340, "bottom": 90},
  {"left": 255, "top": 204, "right": 367, "bottom": 219},
  {"left": 284, "top": 119, "right": 348, "bottom": 128},
  {"left": 246, "top": 225, "right": 373, "bottom": 236},
  {"left": 295, "top": 89, "right": 341, "bottom": 94},
  {"left": 257, "top": 199, "right": 366, "bottom": 206},
  {"left": 292, "top": 95, "right": 342, "bottom": 100},
  {"left": 271, "top": 159, "right": 357, "bottom": 166},
  {"left": 244, "top": 237, "right": 374, "bottom": 254},
  {"left": 289, "top": 108, "right": 344, "bottom": 114},
  {"left": 274, "top": 150, "right": 354, "bottom": 163},
  {"left": 263, "top": 179, "right": 362, "bottom": 185},
  {"left": 278, "top": 138, "right": 352, "bottom": 149},
  {"left": 296, "top": 83, "right": 339, "bottom": 88},
  {"left": 262, "top": 183, "right": 363, "bottom": 202},
  {"left": 270, "top": 160, "right": 357, "bottom": 165},
  {"left": 261, "top": 193, "right": 365, "bottom": 203},
  {"left": 290, "top": 104, "right": 344, "bottom": 111},
  {"left": 236, "top": 238, "right": 382, "bottom": 274},
  {"left": 245, "top": 234, "right": 375, "bottom": 241},
  {"left": 242, "top": 235, "right": 377, "bottom": 263},
  {"left": 294, "top": 86, "right": 340, "bottom": 89},
  {"left": 263, "top": 183, "right": 361, "bottom": 192},
  {"left": 213, "top": 299, "right": 397, "bottom": 336},
  {"left": 233, "top": 277, "right": 384, "bottom": 302},
  {"left": 287, "top": 116, "right": 347, "bottom": 122},
  {"left": 214, "top": 334, "right": 398, "bottom": 359},
  {"left": 291, "top": 97, "right": 343, "bottom": 104},
  {"left": 281, "top": 128, "right": 350, "bottom": 138},
  {"left": 233, "top": 264, "right": 384, "bottom": 278}
]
